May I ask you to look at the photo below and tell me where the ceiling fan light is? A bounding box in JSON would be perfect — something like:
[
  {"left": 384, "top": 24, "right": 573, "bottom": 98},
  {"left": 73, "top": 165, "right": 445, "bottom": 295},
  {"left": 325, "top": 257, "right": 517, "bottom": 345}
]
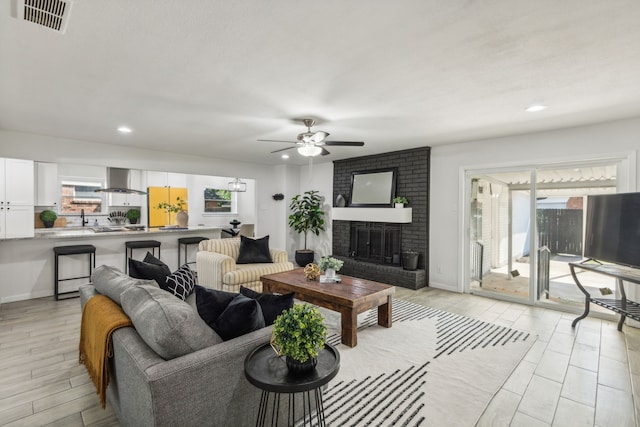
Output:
[{"left": 297, "top": 145, "right": 322, "bottom": 157}]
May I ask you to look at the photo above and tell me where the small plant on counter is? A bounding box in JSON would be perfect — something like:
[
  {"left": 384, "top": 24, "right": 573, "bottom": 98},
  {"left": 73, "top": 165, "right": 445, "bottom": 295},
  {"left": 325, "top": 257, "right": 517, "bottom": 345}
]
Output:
[
  {"left": 39, "top": 210, "right": 58, "bottom": 228},
  {"left": 156, "top": 196, "right": 186, "bottom": 213},
  {"left": 126, "top": 209, "right": 141, "bottom": 224}
]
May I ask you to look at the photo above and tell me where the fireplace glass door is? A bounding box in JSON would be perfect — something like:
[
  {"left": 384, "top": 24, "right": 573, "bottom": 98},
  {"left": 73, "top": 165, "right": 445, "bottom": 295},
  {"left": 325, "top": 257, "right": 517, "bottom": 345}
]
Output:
[{"left": 350, "top": 222, "right": 401, "bottom": 265}]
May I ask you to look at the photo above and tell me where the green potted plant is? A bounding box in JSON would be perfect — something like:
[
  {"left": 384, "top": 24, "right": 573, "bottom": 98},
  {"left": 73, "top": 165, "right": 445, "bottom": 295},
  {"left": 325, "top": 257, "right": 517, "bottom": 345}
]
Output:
[
  {"left": 125, "top": 208, "right": 141, "bottom": 224},
  {"left": 289, "top": 190, "right": 325, "bottom": 266},
  {"left": 393, "top": 196, "right": 408, "bottom": 208},
  {"left": 318, "top": 256, "right": 344, "bottom": 278},
  {"left": 156, "top": 196, "right": 186, "bottom": 214},
  {"left": 156, "top": 196, "right": 188, "bottom": 227},
  {"left": 39, "top": 210, "right": 58, "bottom": 228},
  {"left": 271, "top": 304, "right": 327, "bottom": 374}
]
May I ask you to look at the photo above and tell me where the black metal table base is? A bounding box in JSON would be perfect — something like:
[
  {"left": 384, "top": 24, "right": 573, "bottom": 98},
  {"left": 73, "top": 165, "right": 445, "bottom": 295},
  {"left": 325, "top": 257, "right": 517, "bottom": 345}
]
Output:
[
  {"left": 256, "top": 389, "right": 326, "bottom": 427},
  {"left": 245, "top": 343, "right": 339, "bottom": 427},
  {"left": 570, "top": 261, "right": 640, "bottom": 331}
]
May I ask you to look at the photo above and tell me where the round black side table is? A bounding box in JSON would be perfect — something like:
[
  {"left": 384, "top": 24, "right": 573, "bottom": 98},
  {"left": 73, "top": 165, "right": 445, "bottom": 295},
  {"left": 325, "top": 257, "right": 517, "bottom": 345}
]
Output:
[{"left": 244, "top": 343, "right": 340, "bottom": 427}]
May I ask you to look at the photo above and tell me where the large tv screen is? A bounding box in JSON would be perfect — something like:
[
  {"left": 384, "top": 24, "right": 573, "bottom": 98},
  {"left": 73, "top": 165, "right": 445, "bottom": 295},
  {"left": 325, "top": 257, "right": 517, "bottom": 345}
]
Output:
[{"left": 584, "top": 192, "right": 640, "bottom": 268}]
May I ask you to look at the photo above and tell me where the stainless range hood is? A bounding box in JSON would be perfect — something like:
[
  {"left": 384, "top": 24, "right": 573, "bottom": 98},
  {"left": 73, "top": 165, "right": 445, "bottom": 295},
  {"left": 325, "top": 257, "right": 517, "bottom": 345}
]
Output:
[{"left": 95, "top": 167, "right": 147, "bottom": 195}]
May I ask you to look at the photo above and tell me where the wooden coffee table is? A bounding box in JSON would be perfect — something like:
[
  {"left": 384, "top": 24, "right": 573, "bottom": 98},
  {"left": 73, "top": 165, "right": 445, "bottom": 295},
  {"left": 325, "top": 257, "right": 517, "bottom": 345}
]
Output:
[{"left": 261, "top": 269, "right": 395, "bottom": 347}]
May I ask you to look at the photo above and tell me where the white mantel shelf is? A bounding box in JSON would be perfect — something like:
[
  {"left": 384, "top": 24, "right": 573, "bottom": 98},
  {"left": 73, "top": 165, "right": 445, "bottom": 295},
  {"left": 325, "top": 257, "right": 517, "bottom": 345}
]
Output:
[{"left": 331, "top": 207, "right": 412, "bottom": 223}]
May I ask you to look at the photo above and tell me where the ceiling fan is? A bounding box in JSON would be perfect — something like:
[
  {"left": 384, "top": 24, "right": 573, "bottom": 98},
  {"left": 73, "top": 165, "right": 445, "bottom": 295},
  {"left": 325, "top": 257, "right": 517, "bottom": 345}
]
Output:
[{"left": 258, "top": 119, "right": 364, "bottom": 157}]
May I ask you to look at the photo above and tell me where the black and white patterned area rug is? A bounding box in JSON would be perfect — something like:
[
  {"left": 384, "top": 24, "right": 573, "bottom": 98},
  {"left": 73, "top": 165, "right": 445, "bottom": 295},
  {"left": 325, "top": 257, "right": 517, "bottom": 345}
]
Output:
[{"left": 316, "top": 299, "right": 536, "bottom": 427}]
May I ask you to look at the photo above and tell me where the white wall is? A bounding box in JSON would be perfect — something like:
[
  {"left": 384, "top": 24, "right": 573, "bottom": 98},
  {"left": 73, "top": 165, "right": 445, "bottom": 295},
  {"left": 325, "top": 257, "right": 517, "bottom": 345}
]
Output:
[
  {"left": 298, "top": 162, "right": 334, "bottom": 261},
  {"left": 430, "top": 116, "right": 640, "bottom": 292}
]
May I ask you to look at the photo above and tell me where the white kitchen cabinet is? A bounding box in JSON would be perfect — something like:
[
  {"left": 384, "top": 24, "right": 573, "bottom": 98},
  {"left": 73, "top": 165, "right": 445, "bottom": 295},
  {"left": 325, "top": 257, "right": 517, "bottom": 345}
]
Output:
[
  {"left": 3, "top": 158, "right": 34, "bottom": 205},
  {"left": 146, "top": 171, "right": 187, "bottom": 188},
  {"left": 1, "top": 204, "right": 35, "bottom": 238},
  {"left": 109, "top": 192, "right": 142, "bottom": 206},
  {"left": 1, "top": 158, "right": 35, "bottom": 239},
  {"left": 35, "top": 162, "right": 59, "bottom": 206}
]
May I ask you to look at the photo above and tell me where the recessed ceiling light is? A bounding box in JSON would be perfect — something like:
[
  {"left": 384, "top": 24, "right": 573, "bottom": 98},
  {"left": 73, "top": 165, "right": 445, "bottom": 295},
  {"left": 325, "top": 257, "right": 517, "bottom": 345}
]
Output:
[
  {"left": 281, "top": 154, "right": 289, "bottom": 159},
  {"left": 117, "top": 126, "right": 132, "bottom": 133},
  {"left": 525, "top": 104, "right": 547, "bottom": 113}
]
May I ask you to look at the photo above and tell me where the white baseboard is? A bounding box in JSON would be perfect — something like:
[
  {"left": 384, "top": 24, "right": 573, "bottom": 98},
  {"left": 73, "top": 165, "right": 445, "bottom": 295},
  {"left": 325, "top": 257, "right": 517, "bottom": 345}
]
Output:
[
  {"left": 1, "top": 290, "right": 52, "bottom": 304},
  {"left": 428, "top": 281, "right": 461, "bottom": 293}
]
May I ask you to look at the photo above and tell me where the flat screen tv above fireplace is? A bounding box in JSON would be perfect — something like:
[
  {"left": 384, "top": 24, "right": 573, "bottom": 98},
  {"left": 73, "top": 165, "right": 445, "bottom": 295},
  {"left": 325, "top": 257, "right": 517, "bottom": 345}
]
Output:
[{"left": 349, "top": 168, "right": 397, "bottom": 207}]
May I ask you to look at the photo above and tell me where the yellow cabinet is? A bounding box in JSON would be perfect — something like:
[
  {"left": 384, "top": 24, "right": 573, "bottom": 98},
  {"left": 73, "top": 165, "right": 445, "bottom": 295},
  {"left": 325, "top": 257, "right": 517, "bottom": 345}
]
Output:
[{"left": 147, "top": 187, "right": 188, "bottom": 227}]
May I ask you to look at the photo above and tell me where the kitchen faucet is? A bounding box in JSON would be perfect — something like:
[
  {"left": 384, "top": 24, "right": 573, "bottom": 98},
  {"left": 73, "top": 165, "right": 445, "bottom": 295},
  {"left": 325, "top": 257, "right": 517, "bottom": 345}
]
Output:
[{"left": 81, "top": 209, "right": 89, "bottom": 227}]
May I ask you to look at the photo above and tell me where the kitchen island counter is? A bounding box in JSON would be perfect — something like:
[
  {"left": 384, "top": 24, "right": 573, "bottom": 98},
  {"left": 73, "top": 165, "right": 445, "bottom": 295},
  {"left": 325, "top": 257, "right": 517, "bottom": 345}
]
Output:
[
  {"left": 1, "top": 226, "right": 222, "bottom": 303},
  {"left": 34, "top": 225, "right": 221, "bottom": 239}
]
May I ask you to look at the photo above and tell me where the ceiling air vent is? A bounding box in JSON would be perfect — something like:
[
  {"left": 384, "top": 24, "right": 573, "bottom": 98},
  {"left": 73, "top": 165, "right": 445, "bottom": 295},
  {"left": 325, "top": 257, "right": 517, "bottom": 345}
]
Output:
[{"left": 18, "top": 0, "right": 73, "bottom": 34}]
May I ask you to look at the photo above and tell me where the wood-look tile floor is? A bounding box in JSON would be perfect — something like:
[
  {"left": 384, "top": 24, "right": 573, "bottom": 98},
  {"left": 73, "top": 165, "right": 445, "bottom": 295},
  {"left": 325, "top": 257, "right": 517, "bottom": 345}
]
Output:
[{"left": 0, "top": 288, "right": 637, "bottom": 426}]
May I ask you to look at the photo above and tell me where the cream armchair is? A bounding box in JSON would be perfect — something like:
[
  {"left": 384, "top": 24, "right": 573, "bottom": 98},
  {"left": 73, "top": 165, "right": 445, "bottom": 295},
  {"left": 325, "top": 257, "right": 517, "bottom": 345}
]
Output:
[{"left": 196, "top": 238, "right": 294, "bottom": 292}]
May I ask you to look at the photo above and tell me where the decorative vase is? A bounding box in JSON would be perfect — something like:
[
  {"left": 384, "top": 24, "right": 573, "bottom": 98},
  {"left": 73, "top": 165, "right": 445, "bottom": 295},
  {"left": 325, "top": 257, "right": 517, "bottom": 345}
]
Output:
[
  {"left": 325, "top": 268, "right": 336, "bottom": 278},
  {"left": 395, "top": 203, "right": 404, "bottom": 208},
  {"left": 176, "top": 210, "right": 188, "bottom": 227},
  {"left": 285, "top": 356, "right": 317, "bottom": 374},
  {"left": 335, "top": 194, "right": 346, "bottom": 207}
]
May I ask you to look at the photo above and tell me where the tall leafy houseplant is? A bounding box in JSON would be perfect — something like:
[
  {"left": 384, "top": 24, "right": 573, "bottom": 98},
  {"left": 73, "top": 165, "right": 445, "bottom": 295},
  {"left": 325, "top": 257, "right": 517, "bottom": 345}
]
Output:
[{"left": 289, "top": 190, "right": 325, "bottom": 267}]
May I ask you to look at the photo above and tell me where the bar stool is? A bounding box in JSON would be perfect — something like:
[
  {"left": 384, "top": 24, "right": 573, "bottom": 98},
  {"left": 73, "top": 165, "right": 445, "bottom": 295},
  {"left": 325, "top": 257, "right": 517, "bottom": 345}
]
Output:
[
  {"left": 178, "top": 236, "right": 208, "bottom": 267},
  {"left": 53, "top": 245, "right": 96, "bottom": 301},
  {"left": 125, "top": 240, "right": 161, "bottom": 273}
]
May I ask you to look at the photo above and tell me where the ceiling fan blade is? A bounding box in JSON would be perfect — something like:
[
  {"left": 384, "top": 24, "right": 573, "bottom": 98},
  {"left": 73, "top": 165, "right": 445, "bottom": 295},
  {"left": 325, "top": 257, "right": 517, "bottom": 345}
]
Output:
[
  {"left": 258, "top": 139, "right": 298, "bottom": 144},
  {"left": 270, "top": 146, "right": 296, "bottom": 154},
  {"left": 324, "top": 141, "right": 365, "bottom": 146},
  {"left": 321, "top": 147, "right": 331, "bottom": 156},
  {"left": 311, "top": 131, "right": 329, "bottom": 143}
]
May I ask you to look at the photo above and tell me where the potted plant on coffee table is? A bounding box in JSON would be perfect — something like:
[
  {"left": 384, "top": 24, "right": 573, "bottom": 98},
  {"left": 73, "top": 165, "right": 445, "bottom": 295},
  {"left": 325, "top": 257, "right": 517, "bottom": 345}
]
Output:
[
  {"left": 39, "top": 210, "right": 57, "bottom": 228},
  {"left": 271, "top": 304, "right": 327, "bottom": 374},
  {"left": 289, "top": 190, "right": 325, "bottom": 266},
  {"left": 318, "top": 256, "right": 344, "bottom": 279}
]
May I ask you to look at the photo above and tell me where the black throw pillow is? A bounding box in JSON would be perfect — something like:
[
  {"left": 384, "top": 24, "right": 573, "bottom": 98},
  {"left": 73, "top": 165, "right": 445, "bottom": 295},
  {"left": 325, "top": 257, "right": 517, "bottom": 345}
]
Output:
[
  {"left": 213, "top": 294, "right": 265, "bottom": 341},
  {"left": 128, "top": 252, "right": 171, "bottom": 291},
  {"left": 240, "top": 286, "right": 295, "bottom": 325},
  {"left": 165, "top": 264, "right": 197, "bottom": 300},
  {"left": 194, "top": 285, "right": 237, "bottom": 327},
  {"left": 143, "top": 251, "right": 167, "bottom": 268},
  {"left": 237, "top": 235, "right": 272, "bottom": 264}
]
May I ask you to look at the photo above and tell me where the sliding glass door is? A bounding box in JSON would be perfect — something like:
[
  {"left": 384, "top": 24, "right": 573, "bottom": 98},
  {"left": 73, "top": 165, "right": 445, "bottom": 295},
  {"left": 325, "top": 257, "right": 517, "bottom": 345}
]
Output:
[
  {"left": 534, "top": 164, "right": 618, "bottom": 309},
  {"left": 468, "top": 170, "right": 533, "bottom": 303},
  {"left": 466, "top": 161, "right": 621, "bottom": 308}
]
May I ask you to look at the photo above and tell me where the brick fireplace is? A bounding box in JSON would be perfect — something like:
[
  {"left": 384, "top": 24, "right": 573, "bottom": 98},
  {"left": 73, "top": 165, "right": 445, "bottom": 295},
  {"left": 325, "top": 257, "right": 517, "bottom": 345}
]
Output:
[{"left": 331, "top": 147, "right": 430, "bottom": 290}]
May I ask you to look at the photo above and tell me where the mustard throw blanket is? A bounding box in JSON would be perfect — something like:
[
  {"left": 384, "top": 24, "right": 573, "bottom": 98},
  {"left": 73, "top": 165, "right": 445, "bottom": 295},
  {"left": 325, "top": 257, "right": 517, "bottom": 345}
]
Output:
[{"left": 79, "top": 295, "right": 133, "bottom": 408}]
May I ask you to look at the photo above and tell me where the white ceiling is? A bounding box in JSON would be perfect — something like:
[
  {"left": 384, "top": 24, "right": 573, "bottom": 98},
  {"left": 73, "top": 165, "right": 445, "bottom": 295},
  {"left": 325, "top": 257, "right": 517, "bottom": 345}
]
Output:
[{"left": 2, "top": 1, "right": 640, "bottom": 166}]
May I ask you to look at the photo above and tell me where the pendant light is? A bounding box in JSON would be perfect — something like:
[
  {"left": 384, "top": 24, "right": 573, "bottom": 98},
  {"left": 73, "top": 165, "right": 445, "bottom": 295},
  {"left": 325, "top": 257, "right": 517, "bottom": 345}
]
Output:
[{"left": 228, "top": 177, "right": 247, "bottom": 192}]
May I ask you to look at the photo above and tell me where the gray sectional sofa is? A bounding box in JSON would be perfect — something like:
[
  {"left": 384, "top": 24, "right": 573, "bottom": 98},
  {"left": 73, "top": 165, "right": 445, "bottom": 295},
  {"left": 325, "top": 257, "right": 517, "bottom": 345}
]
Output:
[{"left": 79, "top": 265, "right": 294, "bottom": 427}]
